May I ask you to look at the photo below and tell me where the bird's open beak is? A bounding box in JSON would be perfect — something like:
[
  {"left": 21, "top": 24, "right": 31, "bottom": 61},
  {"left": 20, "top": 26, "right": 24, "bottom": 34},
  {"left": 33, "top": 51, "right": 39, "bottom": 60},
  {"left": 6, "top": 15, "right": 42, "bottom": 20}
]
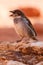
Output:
[
  {"left": 10, "top": 11, "right": 14, "bottom": 13},
  {"left": 10, "top": 14, "right": 13, "bottom": 16},
  {"left": 9, "top": 11, "right": 14, "bottom": 16}
]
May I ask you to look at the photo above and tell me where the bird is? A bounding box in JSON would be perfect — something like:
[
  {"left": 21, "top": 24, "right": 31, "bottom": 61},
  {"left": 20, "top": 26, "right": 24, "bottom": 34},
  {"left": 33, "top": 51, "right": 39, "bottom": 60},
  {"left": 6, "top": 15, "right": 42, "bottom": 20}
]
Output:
[{"left": 9, "top": 9, "right": 38, "bottom": 42}]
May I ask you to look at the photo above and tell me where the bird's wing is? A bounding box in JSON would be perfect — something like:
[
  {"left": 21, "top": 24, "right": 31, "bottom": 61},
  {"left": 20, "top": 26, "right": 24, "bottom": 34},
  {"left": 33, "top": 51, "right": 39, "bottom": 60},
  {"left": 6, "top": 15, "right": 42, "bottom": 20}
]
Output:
[{"left": 23, "top": 17, "right": 37, "bottom": 37}]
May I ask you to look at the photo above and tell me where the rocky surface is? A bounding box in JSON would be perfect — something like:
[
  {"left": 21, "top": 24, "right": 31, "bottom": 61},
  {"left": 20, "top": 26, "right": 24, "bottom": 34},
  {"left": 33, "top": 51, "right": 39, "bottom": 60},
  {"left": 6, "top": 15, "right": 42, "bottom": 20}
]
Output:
[{"left": 0, "top": 41, "right": 43, "bottom": 65}]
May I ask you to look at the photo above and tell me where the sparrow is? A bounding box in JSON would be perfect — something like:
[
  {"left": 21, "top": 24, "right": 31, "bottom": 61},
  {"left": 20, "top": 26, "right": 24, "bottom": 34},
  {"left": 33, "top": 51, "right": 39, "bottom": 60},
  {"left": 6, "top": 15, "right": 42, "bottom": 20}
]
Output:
[{"left": 10, "top": 9, "right": 38, "bottom": 42}]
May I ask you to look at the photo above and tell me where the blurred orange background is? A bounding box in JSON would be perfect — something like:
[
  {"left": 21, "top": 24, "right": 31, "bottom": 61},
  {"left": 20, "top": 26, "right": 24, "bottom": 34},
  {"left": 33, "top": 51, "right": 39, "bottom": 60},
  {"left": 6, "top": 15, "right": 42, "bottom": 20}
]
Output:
[{"left": 0, "top": 0, "right": 43, "bottom": 41}]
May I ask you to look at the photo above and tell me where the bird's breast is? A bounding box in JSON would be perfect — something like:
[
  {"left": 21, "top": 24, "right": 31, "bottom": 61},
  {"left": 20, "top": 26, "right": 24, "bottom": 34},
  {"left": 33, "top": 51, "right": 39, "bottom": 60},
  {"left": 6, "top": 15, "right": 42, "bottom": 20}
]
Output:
[{"left": 14, "top": 20, "right": 28, "bottom": 38}]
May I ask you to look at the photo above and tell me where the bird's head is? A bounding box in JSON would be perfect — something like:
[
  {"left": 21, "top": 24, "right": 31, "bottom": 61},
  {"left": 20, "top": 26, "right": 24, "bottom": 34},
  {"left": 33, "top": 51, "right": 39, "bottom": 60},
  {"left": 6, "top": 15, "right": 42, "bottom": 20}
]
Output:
[{"left": 9, "top": 9, "right": 25, "bottom": 18}]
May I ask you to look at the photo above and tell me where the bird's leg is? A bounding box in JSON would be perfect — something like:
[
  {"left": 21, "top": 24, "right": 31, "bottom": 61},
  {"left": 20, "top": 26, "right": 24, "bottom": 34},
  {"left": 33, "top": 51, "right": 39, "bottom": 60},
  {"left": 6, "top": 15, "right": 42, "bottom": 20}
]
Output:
[
  {"left": 16, "top": 37, "right": 24, "bottom": 43},
  {"left": 16, "top": 37, "right": 30, "bottom": 43},
  {"left": 21, "top": 37, "right": 30, "bottom": 43}
]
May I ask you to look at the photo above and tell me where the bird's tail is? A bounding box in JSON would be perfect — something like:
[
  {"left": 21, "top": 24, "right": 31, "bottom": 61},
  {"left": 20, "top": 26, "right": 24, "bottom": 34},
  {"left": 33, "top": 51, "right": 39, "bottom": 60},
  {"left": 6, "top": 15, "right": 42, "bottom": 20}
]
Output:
[{"left": 32, "top": 37, "right": 38, "bottom": 41}]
